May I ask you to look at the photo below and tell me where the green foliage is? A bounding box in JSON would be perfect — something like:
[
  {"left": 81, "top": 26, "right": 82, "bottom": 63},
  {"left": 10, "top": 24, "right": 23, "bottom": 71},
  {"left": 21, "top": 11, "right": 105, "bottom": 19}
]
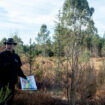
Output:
[
  {"left": 25, "top": 38, "right": 36, "bottom": 75},
  {"left": 34, "top": 69, "right": 43, "bottom": 79},
  {"left": 35, "top": 63, "right": 40, "bottom": 69},
  {"left": 81, "top": 50, "right": 90, "bottom": 63},
  {"left": 0, "top": 85, "right": 11, "bottom": 104},
  {"left": 54, "top": 0, "right": 97, "bottom": 59},
  {"left": 36, "top": 24, "right": 51, "bottom": 57},
  {"left": 62, "top": 0, "right": 94, "bottom": 26},
  {"left": 0, "top": 38, "right": 7, "bottom": 46},
  {"left": 36, "top": 24, "right": 50, "bottom": 45},
  {"left": 46, "top": 49, "right": 54, "bottom": 57}
]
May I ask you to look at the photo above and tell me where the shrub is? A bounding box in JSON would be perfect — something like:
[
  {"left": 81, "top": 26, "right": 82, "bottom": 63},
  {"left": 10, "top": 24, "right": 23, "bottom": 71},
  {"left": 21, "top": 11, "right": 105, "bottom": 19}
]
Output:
[
  {"left": 76, "top": 65, "right": 97, "bottom": 102},
  {"left": 0, "top": 85, "right": 11, "bottom": 104}
]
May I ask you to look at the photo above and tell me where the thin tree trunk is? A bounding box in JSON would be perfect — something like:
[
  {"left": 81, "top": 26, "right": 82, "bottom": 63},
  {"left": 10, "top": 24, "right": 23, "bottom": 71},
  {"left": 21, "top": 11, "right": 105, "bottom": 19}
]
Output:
[
  {"left": 66, "top": 56, "right": 70, "bottom": 104},
  {"left": 70, "top": 68, "right": 75, "bottom": 105}
]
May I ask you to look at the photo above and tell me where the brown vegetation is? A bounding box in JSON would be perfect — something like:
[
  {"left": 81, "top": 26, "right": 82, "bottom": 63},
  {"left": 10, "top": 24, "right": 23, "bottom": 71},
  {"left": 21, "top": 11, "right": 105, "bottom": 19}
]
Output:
[
  {"left": 14, "top": 57, "right": 105, "bottom": 105},
  {"left": 13, "top": 89, "right": 67, "bottom": 105}
]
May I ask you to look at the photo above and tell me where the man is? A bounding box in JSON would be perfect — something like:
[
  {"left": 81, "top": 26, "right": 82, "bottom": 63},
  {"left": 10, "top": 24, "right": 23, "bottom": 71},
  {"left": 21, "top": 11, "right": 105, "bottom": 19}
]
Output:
[{"left": 0, "top": 38, "right": 27, "bottom": 105}]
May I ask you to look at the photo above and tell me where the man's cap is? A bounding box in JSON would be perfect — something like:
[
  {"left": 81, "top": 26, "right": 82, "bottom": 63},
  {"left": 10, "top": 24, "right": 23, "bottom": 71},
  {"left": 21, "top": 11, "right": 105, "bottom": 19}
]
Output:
[{"left": 3, "top": 38, "right": 17, "bottom": 45}]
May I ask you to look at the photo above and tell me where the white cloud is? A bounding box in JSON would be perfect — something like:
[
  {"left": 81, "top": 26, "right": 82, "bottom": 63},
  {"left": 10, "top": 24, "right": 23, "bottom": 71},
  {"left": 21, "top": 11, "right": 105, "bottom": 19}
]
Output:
[
  {"left": 0, "top": 0, "right": 64, "bottom": 31},
  {"left": 0, "top": 0, "right": 64, "bottom": 44}
]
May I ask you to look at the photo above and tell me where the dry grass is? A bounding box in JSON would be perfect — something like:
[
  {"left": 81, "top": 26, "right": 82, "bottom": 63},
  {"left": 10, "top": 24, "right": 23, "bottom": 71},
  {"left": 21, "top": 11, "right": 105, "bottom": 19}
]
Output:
[
  {"left": 13, "top": 89, "right": 105, "bottom": 105},
  {"left": 5, "top": 55, "right": 105, "bottom": 105},
  {"left": 13, "top": 89, "right": 67, "bottom": 105}
]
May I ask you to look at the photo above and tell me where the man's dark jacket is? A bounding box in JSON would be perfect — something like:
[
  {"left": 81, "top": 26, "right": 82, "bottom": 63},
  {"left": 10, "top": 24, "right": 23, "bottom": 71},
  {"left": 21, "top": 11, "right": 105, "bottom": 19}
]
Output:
[{"left": 0, "top": 50, "right": 26, "bottom": 86}]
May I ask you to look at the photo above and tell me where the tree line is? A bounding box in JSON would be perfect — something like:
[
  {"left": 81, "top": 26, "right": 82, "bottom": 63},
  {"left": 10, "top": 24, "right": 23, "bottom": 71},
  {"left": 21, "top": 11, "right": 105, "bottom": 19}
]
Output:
[
  {"left": 0, "top": 0, "right": 105, "bottom": 58},
  {"left": 0, "top": 28, "right": 105, "bottom": 58}
]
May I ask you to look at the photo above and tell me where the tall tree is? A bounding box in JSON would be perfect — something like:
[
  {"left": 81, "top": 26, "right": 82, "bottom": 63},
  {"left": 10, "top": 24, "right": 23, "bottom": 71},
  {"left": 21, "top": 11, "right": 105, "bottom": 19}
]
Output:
[
  {"left": 55, "top": 0, "right": 95, "bottom": 104},
  {"left": 36, "top": 24, "right": 50, "bottom": 57},
  {"left": 84, "top": 19, "right": 97, "bottom": 56}
]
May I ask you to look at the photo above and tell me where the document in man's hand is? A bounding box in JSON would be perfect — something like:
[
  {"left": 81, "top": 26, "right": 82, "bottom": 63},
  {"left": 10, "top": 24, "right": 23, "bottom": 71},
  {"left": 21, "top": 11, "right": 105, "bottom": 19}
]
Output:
[{"left": 20, "top": 75, "right": 37, "bottom": 90}]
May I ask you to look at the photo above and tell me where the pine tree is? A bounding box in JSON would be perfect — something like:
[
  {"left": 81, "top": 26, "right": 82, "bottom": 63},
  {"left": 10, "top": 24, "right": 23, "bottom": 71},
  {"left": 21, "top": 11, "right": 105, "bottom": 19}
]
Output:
[{"left": 36, "top": 24, "right": 50, "bottom": 57}]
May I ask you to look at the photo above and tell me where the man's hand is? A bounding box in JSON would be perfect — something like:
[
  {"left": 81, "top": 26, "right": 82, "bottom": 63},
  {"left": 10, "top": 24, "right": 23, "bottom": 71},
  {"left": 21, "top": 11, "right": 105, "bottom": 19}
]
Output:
[{"left": 24, "top": 76, "right": 27, "bottom": 80}]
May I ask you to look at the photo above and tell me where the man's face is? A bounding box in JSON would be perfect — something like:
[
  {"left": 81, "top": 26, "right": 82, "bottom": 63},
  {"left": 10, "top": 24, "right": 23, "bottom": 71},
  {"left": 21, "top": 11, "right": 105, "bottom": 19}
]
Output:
[{"left": 6, "top": 43, "right": 15, "bottom": 51}]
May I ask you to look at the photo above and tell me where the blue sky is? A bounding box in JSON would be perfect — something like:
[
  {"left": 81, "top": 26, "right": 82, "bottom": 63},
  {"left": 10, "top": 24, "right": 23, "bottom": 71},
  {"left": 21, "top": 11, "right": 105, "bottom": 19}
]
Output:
[{"left": 0, "top": 0, "right": 105, "bottom": 44}]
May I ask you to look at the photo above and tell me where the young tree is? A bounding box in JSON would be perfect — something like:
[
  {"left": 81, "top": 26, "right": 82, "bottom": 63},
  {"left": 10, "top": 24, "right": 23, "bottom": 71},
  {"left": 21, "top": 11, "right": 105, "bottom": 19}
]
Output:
[
  {"left": 55, "top": 0, "right": 95, "bottom": 105},
  {"left": 54, "top": 10, "right": 62, "bottom": 81},
  {"left": 26, "top": 38, "right": 36, "bottom": 75}
]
